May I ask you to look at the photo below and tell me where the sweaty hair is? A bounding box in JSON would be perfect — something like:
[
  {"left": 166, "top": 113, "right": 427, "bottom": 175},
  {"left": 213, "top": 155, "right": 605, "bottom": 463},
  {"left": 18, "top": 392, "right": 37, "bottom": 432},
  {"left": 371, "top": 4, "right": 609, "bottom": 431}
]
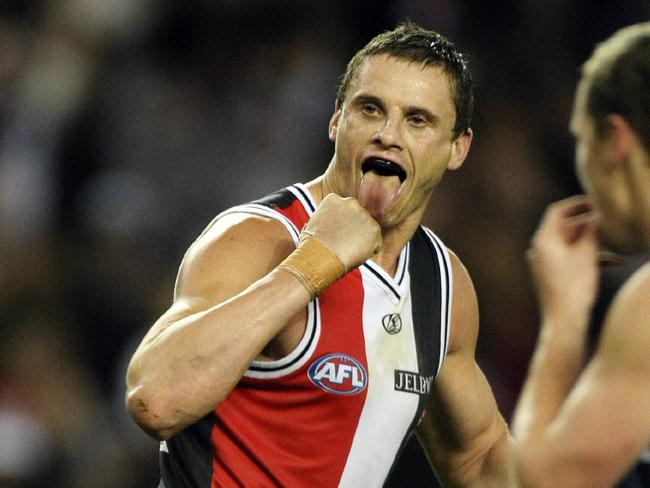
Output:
[
  {"left": 581, "top": 22, "right": 650, "bottom": 150},
  {"left": 336, "top": 22, "right": 474, "bottom": 139}
]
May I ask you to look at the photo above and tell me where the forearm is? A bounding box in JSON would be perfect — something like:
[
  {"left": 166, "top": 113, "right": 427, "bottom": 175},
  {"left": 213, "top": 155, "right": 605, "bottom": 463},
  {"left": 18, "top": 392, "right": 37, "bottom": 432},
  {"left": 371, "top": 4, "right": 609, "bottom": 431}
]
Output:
[
  {"left": 126, "top": 268, "right": 311, "bottom": 439},
  {"left": 511, "top": 314, "right": 590, "bottom": 486},
  {"left": 513, "top": 313, "right": 588, "bottom": 439}
]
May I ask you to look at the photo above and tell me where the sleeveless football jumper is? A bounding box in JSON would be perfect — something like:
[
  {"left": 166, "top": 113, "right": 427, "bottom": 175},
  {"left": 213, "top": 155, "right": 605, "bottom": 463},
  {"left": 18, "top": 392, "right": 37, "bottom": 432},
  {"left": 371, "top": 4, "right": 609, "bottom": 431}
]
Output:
[{"left": 159, "top": 184, "right": 453, "bottom": 488}]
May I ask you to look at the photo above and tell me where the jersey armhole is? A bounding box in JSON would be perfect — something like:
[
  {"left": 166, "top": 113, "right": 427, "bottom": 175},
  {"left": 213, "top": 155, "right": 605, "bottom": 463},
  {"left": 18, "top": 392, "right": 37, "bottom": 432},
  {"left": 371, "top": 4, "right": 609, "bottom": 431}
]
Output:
[{"left": 214, "top": 204, "right": 318, "bottom": 379}]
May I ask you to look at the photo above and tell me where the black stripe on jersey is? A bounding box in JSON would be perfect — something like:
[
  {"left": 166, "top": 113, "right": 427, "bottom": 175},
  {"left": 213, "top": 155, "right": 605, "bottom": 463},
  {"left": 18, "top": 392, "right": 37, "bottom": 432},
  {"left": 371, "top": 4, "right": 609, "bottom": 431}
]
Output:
[
  {"left": 395, "top": 242, "right": 409, "bottom": 285},
  {"left": 251, "top": 187, "right": 298, "bottom": 210},
  {"left": 386, "top": 226, "right": 445, "bottom": 480},
  {"left": 159, "top": 414, "right": 215, "bottom": 488},
  {"left": 424, "top": 227, "right": 451, "bottom": 361},
  {"left": 248, "top": 300, "right": 319, "bottom": 372},
  {"left": 291, "top": 184, "right": 316, "bottom": 212},
  {"left": 407, "top": 225, "right": 444, "bottom": 390},
  {"left": 361, "top": 263, "right": 402, "bottom": 300}
]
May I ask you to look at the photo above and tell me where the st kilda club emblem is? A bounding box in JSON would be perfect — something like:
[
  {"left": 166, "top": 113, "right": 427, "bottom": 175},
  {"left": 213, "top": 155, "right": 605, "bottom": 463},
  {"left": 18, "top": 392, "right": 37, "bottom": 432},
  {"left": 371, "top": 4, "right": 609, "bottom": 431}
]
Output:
[{"left": 382, "top": 313, "right": 402, "bottom": 334}]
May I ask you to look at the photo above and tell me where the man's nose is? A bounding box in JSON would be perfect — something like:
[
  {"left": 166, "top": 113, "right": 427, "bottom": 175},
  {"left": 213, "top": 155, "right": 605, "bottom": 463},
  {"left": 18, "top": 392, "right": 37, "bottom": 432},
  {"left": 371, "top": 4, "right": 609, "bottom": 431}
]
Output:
[{"left": 372, "top": 113, "right": 403, "bottom": 149}]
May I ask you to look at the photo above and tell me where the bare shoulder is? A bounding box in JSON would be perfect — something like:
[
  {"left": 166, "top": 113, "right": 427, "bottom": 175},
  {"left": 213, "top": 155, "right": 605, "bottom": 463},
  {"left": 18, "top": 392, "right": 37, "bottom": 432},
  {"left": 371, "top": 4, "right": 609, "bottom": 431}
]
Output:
[
  {"left": 175, "top": 211, "right": 296, "bottom": 309},
  {"left": 446, "top": 249, "right": 480, "bottom": 355},
  {"left": 597, "top": 261, "right": 650, "bottom": 370}
]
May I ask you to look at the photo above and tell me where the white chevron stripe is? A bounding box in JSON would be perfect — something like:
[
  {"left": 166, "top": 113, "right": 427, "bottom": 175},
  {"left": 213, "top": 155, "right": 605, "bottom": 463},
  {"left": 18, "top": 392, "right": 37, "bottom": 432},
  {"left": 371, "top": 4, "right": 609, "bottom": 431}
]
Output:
[{"left": 337, "top": 270, "right": 420, "bottom": 487}]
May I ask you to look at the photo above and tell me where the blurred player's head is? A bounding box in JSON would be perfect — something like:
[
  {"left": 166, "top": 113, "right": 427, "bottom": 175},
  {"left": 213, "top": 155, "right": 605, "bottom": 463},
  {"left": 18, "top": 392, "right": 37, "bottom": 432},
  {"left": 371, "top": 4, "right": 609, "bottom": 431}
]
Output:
[{"left": 571, "top": 22, "right": 650, "bottom": 253}]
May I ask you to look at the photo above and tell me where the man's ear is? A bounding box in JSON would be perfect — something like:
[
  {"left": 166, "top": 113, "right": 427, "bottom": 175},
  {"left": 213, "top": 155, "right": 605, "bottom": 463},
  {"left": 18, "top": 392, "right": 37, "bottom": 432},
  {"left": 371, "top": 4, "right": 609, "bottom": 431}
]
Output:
[
  {"left": 447, "top": 128, "right": 473, "bottom": 170},
  {"left": 329, "top": 100, "right": 341, "bottom": 142},
  {"left": 604, "top": 114, "right": 637, "bottom": 165}
]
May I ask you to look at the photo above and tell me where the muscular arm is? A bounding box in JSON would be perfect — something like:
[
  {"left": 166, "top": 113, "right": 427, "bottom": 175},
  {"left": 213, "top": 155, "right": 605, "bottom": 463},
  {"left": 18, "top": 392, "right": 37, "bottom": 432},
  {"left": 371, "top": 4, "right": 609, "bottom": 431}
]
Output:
[
  {"left": 512, "top": 263, "right": 650, "bottom": 488},
  {"left": 417, "top": 251, "right": 511, "bottom": 487},
  {"left": 125, "top": 213, "right": 312, "bottom": 440},
  {"left": 125, "top": 193, "right": 381, "bottom": 440},
  {"left": 512, "top": 196, "right": 650, "bottom": 487}
]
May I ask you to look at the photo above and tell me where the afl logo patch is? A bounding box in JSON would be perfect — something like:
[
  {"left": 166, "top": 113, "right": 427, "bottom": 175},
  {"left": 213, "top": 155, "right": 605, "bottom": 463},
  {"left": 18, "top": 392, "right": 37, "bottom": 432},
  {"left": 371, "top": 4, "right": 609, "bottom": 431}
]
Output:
[
  {"left": 307, "top": 353, "right": 367, "bottom": 395},
  {"left": 382, "top": 313, "right": 402, "bottom": 334}
]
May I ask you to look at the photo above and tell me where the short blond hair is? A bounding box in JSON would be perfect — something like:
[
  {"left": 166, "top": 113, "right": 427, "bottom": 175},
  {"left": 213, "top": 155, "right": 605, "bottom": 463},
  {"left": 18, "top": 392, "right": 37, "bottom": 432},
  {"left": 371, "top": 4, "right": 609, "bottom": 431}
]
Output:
[{"left": 580, "top": 22, "right": 650, "bottom": 149}]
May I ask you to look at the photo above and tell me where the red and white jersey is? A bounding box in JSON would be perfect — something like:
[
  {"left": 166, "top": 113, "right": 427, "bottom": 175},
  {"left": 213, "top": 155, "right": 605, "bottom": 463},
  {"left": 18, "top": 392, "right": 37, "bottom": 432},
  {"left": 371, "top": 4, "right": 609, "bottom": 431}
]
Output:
[{"left": 160, "top": 184, "right": 453, "bottom": 487}]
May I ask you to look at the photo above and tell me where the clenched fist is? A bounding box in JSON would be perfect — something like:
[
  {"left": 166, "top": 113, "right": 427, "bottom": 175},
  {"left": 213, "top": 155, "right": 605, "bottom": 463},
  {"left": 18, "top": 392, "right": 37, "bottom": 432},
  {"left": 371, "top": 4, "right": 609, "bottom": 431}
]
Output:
[{"left": 302, "top": 193, "right": 382, "bottom": 272}]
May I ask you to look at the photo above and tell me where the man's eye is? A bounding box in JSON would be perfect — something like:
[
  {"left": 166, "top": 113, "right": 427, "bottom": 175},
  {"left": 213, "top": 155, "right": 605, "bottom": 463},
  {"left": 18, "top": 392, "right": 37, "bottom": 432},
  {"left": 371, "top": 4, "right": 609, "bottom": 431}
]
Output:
[
  {"left": 409, "top": 115, "right": 426, "bottom": 125},
  {"left": 362, "top": 104, "right": 378, "bottom": 114}
]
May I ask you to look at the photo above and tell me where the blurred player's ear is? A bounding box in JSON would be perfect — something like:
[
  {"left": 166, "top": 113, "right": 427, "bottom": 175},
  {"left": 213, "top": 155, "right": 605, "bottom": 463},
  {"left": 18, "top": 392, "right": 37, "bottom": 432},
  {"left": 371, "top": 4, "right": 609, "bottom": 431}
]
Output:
[{"left": 604, "top": 114, "right": 638, "bottom": 166}]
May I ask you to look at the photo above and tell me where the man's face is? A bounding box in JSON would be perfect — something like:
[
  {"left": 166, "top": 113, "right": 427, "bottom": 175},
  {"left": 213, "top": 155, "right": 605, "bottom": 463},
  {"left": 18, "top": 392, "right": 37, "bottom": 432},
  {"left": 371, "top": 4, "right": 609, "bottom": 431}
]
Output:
[
  {"left": 571, "top": 83, "right": 640, "bottom": 253},
  {"left": 328, "top": 54, "right": 471, "bottom": 228}
]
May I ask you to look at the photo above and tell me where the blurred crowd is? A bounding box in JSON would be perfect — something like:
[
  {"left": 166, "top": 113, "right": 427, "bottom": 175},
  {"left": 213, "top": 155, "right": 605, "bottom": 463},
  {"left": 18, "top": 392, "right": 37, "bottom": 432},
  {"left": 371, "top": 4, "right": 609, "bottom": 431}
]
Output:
[{"left": 1, "top": 1, "right": 648, "bottom": 487}]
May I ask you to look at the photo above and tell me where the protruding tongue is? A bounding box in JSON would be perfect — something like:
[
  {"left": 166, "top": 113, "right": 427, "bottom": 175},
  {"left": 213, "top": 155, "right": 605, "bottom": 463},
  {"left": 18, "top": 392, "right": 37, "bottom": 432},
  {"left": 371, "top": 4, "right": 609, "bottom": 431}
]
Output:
[{"left": 359, "top": 171, "right": 401, "bottom": 222}]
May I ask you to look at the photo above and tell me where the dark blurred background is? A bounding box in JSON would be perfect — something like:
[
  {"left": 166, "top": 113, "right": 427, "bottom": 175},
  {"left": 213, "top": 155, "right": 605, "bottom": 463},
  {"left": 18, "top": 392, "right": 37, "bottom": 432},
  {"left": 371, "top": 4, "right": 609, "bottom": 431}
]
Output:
[{"left": 1, "top": 1, "right": 648, "bottom": 487}]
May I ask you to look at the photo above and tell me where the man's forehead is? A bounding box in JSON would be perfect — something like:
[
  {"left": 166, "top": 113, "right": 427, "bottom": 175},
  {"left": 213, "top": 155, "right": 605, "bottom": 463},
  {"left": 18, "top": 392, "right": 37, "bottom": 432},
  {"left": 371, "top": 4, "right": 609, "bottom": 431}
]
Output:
[
  {"left": 355, "top": 54, "right": 446, "bottom": 79},
  {"left": 349, "top": 55, "right": 453, "bottom": 103}
]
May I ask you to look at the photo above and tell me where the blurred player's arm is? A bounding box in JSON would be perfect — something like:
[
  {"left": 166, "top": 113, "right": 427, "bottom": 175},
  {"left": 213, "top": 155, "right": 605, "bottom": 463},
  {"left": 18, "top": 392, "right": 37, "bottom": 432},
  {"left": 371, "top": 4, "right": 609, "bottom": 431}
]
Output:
[
  {"left": 512, "top": 262, "right": 650, "bottom": 488},
  {"left": 512, "top": 197, "right": 650, "bottom": 487},
  {"left": 417, "top": 251, "right": 512, "bottom": 487}
]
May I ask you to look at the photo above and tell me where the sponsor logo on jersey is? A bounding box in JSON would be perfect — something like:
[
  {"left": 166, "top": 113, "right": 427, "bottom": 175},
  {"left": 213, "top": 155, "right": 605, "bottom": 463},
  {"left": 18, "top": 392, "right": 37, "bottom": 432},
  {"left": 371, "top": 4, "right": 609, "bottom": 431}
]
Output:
[
  {"left": 394, "top": 370, "right": 434, "bottom": 396},
  {"left": 308, "top": 353, "right": 367, "bottom": 395},
  {"left": 382, "top": 313, "right": 402, "bottom": 334}
]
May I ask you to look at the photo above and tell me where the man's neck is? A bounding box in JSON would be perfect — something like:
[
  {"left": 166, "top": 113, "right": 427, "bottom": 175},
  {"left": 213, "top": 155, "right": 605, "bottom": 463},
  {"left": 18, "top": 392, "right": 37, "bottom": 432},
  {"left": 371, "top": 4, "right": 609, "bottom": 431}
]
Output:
[{"left": 372, "top": 210, "right": 424, "bottom": 276}]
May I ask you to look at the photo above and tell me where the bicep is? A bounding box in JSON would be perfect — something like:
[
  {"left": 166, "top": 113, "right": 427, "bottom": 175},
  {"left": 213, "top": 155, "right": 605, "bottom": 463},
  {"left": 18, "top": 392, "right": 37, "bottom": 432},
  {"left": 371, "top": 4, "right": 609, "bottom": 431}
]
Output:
[
  {"left": 417, "top": 353, "right": 505, "bottom": 457},
  {"left": 143, "top": 213, "right": 295, "bottom": 342},
  {"left": 421, "top": 251, "right": 497, "bottom": 442},
  {"left": 176, "top": 212, "right": 295, "bottom": 303},
  {"left": 548, "top": 357, "right": 650, "bottom": 483}
]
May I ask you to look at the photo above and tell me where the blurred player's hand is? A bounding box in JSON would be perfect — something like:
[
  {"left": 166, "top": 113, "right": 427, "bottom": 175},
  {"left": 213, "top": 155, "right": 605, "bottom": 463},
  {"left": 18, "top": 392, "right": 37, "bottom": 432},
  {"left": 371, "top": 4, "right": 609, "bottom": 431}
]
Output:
[{"left": 527, "top": 195, "right": 601, "bottom": 325}]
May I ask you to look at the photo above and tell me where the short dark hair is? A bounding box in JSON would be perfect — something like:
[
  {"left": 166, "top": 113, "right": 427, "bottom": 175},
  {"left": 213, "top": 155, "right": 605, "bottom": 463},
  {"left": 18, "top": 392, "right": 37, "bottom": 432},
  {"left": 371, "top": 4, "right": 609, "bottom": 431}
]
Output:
[
  {"left": 581, "top": 22, "right": 650, "bottom": 150},
  {"left": 336, "top": 22, "right": 474, "bottom": 139}
]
